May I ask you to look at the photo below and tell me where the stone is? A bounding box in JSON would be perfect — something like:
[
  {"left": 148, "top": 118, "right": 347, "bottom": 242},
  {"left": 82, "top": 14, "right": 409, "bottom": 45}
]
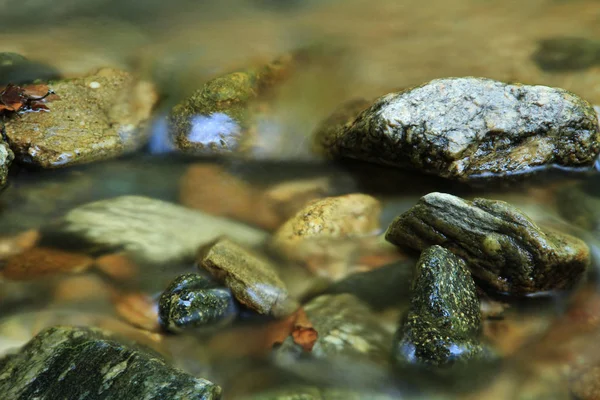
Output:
[
  {"left": 159, "top": 273, "right": 237, "bottom": 332},
  {"left": 1, "top": 247, "right": 93, "bottom": 280},
  {"left": 0, "top": 140, "right": 13, "bottom": 187},
  {"left": 0, "top": 326, "right": 221, "bottom": 399},
  {"left": 168, "top": 55, "right": 295, "bottom": 155},
  {"left": 197, "top": 238, "right": 296, "bottom": 317},
  {"left": 279, "top": 294, "right": 392, "bottom": 365},
  {"left": 244, "top": 386, "right": 398, "bottom": 400},
  {"left": 386, "top": 192, "right": 590, "bottom": 295},
  {"left": 40, "top": 196, "right": 267, "bottom": 265},
  {"left": 392, "top": 246, "right": 487, "bottom": 368},
  {"left": 313, "top": 77, "right": 600, "bottom": 182},
  {"left": 271, "top": 194, "right": 381, "bottom": 275},
  {"left": 532, "top": 37, "right": 600, "bottom": 72},
  {"left": 3, "top": 68, "right": 158, "bottom": 168},
  {"left": 0, "top": 52, "right": 60, "bottom": 85}
]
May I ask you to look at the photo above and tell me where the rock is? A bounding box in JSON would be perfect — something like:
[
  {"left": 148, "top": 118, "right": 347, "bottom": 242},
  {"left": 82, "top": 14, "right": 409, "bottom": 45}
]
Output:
[
  {"left": 197, "top": 238, "right": 296, "bottom": 317},
  {"left": 0, "top": 140, "right": 13, "bottom": 187},
  {"left": 1, "top": 247, "right": 93, "bottom": 280},
  {"left": 392, "top": 246, "right": 487, "bottom": 368},
  {"left": 168, "top": 55, "right": 295, "bottom": 155},
  {"left": 159, "top": 273, "right": 237, "bottom": 332},
  {"left": 313, "top": 77, "right": 600, "bottom": 182},
  {"left": 40, "top": 196, "right": 267, "bottom": 265},
  {"left": 244, "top": 386, "right": 398, "bottom": 400},
  {"left": 0, "top": 52, "right": 60, "bottom": 85},
  {"left": 271, "top": 194, "right": 381, "bottom": 276},
  {"left": 386, "top": 192, "right": 590, "bottom": 295},
  {"left": 0, "top": 325, "right": 221, "bottom": 399},
  {"left": 280, "top": 294, "right": 392, "bottom": 365},
  {"left": 3, "top": 68, "right": 158, "bottom": 168},
  {"left": 532, "top": 37, "right": 600, "bottom": 72}
]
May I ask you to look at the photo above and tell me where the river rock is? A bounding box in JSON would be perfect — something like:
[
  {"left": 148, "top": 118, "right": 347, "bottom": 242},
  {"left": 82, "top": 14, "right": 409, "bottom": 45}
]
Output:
[
  {"left": 532, "top": 37, "right": 600, "bottom": 72},
  {"left": 197, "top": 238, "right": 296, "bottom": 317},
  {"left": 313, "top": 77, "right": 600, "bottom": 182},
  {"left": 3, "top": 68, "right": 158, "bottom": 168},
  {"left": 168, "top": 55, "right": 294, "bottom": 155},
  {"left": 159, "top": 273, "right": 237, "bottom": 332},
  {"left": 0, "top": 52, "right": 60, "bottom": 85},
  {"left": 386, "top": 192, "right": 590, "bottom": 295},
  {"left": 40, "top": 196, "right": 267, "bottom": 265},
  {"left": 0, "top": 325, "right": 221, "bottom": 399},
  {"left": 392, "top": 246, "right": 486, "bottom": 368},
  {"left": 0, "top": 140, "right": 13, "bottom": 187}
]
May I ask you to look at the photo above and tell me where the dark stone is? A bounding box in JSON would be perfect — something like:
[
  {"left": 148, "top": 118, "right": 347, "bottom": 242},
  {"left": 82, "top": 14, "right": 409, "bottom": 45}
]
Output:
[
  {"left": 0, "top": 325, "right": 221, "bottom": 399},
  {"left": 159, "top": 273, "right": 237, "bottom": 332},
  {"left": 392, "top": 246, "right": 486, "bottom": 368},
  {"left": 385, "top": 192, "right": 590, "bottom": 295},
  {"left": 532, "top": 37, "right": 600, "bottom": 71},
  {"left": 313, "top": 77, "right": 600, "bottom": 182},
  {"left": 0, "top": 52, "right": 60, "bottom": 85}
]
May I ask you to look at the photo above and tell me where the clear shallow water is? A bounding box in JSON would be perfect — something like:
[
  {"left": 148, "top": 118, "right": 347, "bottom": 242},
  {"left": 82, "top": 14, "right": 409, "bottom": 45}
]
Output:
[{"left": 1, "top": 0, "right": 600, "bottom": 399}]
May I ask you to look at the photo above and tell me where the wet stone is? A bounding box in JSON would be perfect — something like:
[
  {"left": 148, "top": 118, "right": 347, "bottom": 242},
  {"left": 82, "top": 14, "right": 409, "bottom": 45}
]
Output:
[
  {"left": 313, "top": 77, "right": 600, "bottom": 182},
  {"left": 40, "top": 195, "right": 267, "bottom": 265},
  {"left": 168, "top": 55, "right": 294, "bottom": 155},
  {"left": 1, "top": 247, "right": 93, "bottom": 280},
  {"left": 392, "top": 246, "right": 487, "bottom": 368},
  {"left": 159, "top": 273, "right": 237, "bottom": 332},
  {"left": 0, "top": 325, "right": 222, "bottom": 399},
  {"left": 0, "top": 52, "right": 60, "bottom": 85},
  {"left": 245, "top": 386, "right": 399, "bottom": 400},
  {"left": 198, "top": 238, "right": 296, "bottom": 317},
  {"left": 532, "top": 37, "right": 600, "bottom": 72},
  {"left": 0, "top": 140, "right": 13, "bottom": 187},
  {"left": 3, "top": 68, "right": 158, "bottom": 168},
  {"left": 386, "top": 192, "right": 590, "bottom": 295}
]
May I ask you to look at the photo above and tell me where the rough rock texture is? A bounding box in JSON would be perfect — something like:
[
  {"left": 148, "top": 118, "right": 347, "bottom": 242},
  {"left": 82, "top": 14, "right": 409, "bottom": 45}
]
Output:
[
  {"left": 314, "top": 77, "right": 600, "bottom": 182},
  {"left": 392, "top": 246, "right": 486, "bottom": 368},
  {"left": 40, "top": 196, "right": 267, "bottom": 265},
  {"left": 198, "top": 238, "right": 296, "bottom": 317},
  {"left": 0, "top": 140, "right": 13, "bottom": 187},
  {"left": 3, "top": 68, "right": 158, "bottom": 168},
  {"left": 0, "top": 326, "right": 221, "bottom": 399},
  {"left": 169, "top": 55, "right": 294, "bottom": 155},
  {"left": 386, "top": 192, "right": 590, "bottom": 295},
  {"left": 281, "top": 294, "right": 392, "bottom": 365},
  {"left": 271, "top": 194, "right": 381, "bottom": 276},
  {"left": 532, "top": 37, "right": 600, "bottom": 72},
  {"left": 159, "top": 273, "right": 237, "bottom": 332}
]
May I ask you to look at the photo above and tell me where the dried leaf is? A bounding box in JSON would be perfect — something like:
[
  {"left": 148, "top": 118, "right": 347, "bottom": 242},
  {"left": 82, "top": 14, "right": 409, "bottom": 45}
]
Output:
[
  {"left": 112, "top": 292, "right": 160, "bottom": 332},
  {"left": 291, "top": 308, "right": 318, "bottom": 351},
  {"left": 0, "top": 83, "right": 57, "bottom": 115}
]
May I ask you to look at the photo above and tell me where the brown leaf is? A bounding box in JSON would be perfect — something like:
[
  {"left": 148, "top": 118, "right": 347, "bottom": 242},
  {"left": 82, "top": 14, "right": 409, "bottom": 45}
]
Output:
[
  {"left": 1, "top": 247, "right": 92, "bottom": 280},
  {"left": 0, "top": 83, "right": 26, "bottom": 112},
  {"left": 291, "top": 308, "right": 318, "bottom": 351},
  {"left": 112, "top": 292, "right": 160, "bottom": 332}
]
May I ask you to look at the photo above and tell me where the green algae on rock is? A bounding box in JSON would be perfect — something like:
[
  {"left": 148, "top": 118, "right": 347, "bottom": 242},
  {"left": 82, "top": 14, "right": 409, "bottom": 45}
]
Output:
[
  {"left": 168, "top": 55, "right": 295, "bottom": 155},
  {"left": 40, "top": 196, "right": 267, "bottom": 265},
  {"left": 198, "top": 237, "right": 296, "bottom": 317},
  {"left": 0, "top": 140, "right": 13, "bottom": 187},
  {"left": 313, "top": 77, "right": 600, "bottom": 182},
  {"left": 3, "top": 68, "right": 157, "bottom": 168},
  {"left": 392, "top": 246, "right": 486, "bottom": 368},
  {"left": 0, "top": 325, "right": 221, "bottom": 399},
  {"left": 159, "top": 273, "right": 237, "bottom": 332},
  {"left": 533, "top": 37, "right": 600, "bottom": 72},
  {"left": 386, "top": 192, "right": 590, "bottom": 295}
]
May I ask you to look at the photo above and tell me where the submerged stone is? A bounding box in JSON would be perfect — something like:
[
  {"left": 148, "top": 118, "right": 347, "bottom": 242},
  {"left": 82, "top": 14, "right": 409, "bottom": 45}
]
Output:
[
  {"left": 40, "top": 196, "right": 267, "bottom": 265},
  {"left": 3, "top": 68, "right": 158, "bottom": 168},
  {"left": 159, "top": 273, "right": 237, "bottom": 332},
  {"left": 168, "top": 55, "right": 294, "bottom": 155},
  {"left": 532, "top": 37, "right": 600, "bottom": 72},
  {"left": 197, "top": 238, "right": 296, "bottom": 317},
  {"left": 0, "top": 326, "right": 221, "bottom": 399},
  {"left": 0, "top": 52, "right": 60, "bottom": 85},
  {"left": 313, "top": 77, "right": 600, "bottom": 182},
  {"left": 0, "top": 140, "right": 13, "bottom": 187},
  {"left": 386, "top": 192, "right": 590, "bottom": 295},
  {"left": 392, "top": 246, "right": 486, "bottom": 368}
]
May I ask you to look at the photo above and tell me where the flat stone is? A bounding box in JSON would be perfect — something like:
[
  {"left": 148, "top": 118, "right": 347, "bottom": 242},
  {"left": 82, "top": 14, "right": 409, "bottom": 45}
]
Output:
[
  {"left": 1, "top": 247, "right": 93, "bottom": 280},
  {"left": 385, "top": 192, "right": 590, "bottom": 295},
  {"left": 314, "top": 77, "right": 600, "bottom": 182},
  {"left": 0, "top": 140, "right": 13, "bottom": 187},
  {"left": 40, "top": 195, "right": 267, "bottom": 265},
  {"left": 392, "top": 246, "right": 487, "bottom": 368},
  {"left": 3, "top": 68, "right": 157, "bottom": 168},
  {"left": 0, "top": 326, "right": 221, "bottom": 399},
  {"left": 198, "top": 238, "right": 296, "bottom": 317}
]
